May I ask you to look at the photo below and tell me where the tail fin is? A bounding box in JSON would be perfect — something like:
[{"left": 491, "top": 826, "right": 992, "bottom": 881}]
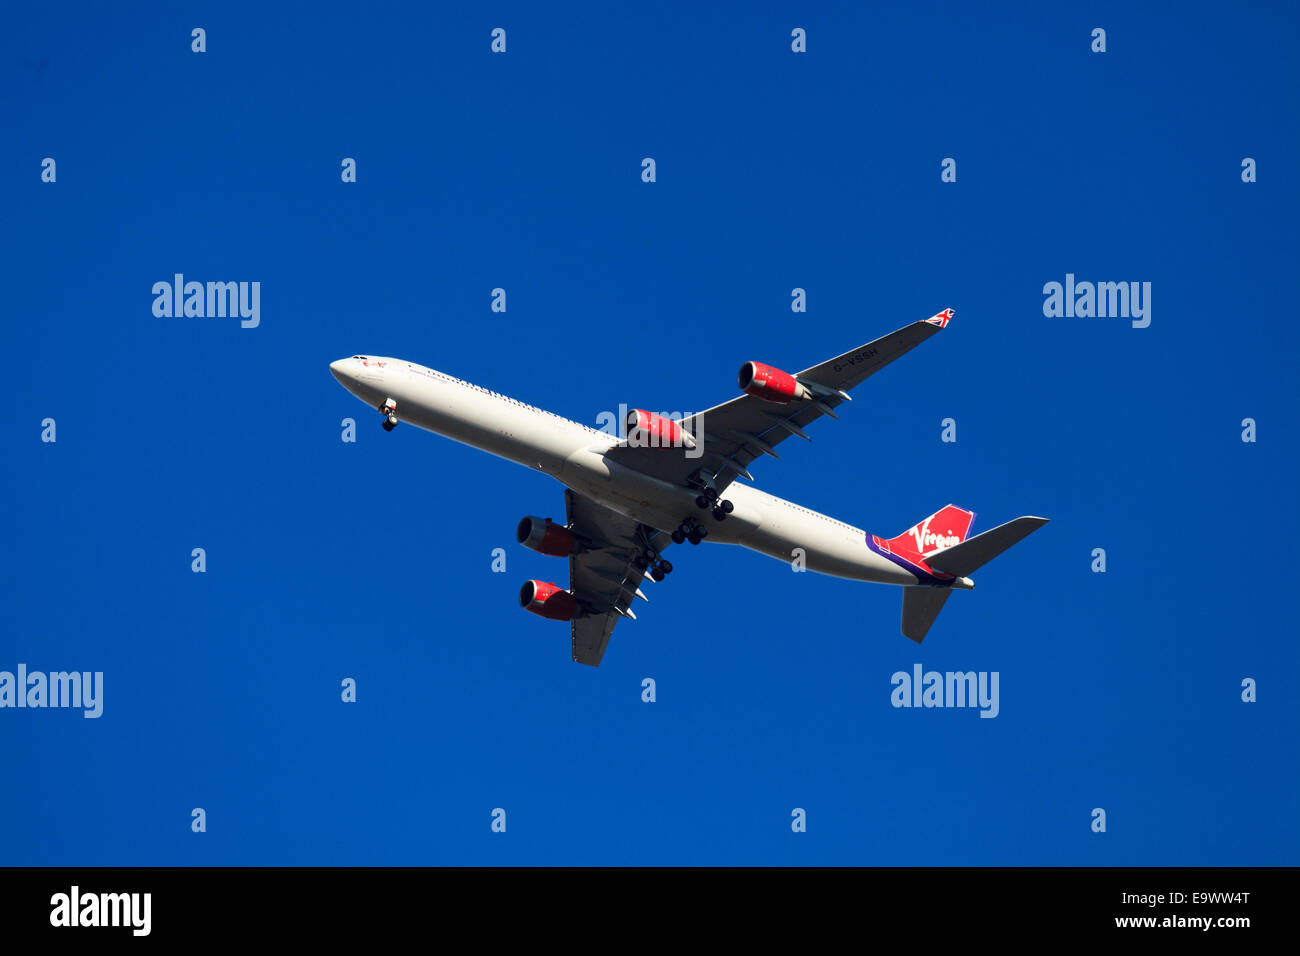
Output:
[
  {"left": 899, "top": 515, "right": 1050, "bottom": 643},
  {"left": 879, "top": 504, "right": 976, "bottom": 562}
]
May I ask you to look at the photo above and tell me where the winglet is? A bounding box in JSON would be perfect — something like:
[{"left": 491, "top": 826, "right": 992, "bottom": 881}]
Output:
[{"left": 925, "top": 308, "right": 955, "bottom": 329}]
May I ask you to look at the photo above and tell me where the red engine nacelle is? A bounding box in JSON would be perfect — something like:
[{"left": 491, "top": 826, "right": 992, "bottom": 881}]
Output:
[
  {"left": 738, "top": 362, "right": 809, "bottom": 403},
  {"left": 625, "top": 409, "right": 697, "bottom": 448},
  {"left": 519, "top": 580, "right": 578, "bottom": 621},
  {"left": 516, "top": 516, "right": 578, "bottom": 557}
]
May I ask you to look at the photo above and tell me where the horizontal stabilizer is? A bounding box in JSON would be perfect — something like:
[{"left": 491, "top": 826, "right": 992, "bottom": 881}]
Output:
[
  {"left": 924, "top": 517, "right": 1050, "bottom": 577},
  {"left": 902, "top": 588, "right": 953, "bottom": 643}
]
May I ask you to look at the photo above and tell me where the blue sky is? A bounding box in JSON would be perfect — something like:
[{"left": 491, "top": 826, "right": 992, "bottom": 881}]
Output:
[{"left": 2, "top": 2, "right": 1296, "bottom": 865}]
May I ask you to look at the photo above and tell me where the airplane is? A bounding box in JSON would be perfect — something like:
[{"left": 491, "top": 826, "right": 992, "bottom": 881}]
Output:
[{"left": 329, "top": 309, "right": 1048, "bottom": 666}]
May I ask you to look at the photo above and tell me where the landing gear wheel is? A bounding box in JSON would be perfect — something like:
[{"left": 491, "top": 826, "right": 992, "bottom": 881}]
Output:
[
  {"left": 382, "top": 417, "right": 397, "bottom": 432},
  {"left": 671, "top": 529, "right": 686, "bottom": 544},
  {"left": 695, "top": 495, "right": 711, "bottom": 510},
  {"left": 712, "top": 506, "right": 727, "bottom": 521},
  {"left": 721, "top": 499, "right": 734, "bottom": 513},
  {"left": 695, "top": 526, "right": 708, "bottom": 540},
  {"left": 633, "top": 555, "right": 649, "bottom": 571},
  {"left": 658, "top": 560, "right": 673, "bottom": 574},
  {"left": 650, "top": 567, "right": 666, "bottom": 582},
  {"left": 687, "top": 532, "right": 703, "bottom": 546}
]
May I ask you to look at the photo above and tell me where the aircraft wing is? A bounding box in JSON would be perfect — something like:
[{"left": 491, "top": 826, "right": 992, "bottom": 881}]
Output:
[
  {"left": 566, "top": 490, "right": 672, "bottom": 667},
  {"left": 604, "top": 310, "right": 953, "bottom": 492}
]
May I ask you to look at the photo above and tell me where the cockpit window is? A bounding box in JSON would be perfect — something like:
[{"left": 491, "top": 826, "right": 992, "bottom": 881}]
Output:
[{"left": 353, "top": 355, "right": 367, "bottom": 360}]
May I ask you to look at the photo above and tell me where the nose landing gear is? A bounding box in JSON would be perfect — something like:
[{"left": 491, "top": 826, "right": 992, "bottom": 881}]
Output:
[{"left": 379, "top": 398, "right": 398, "bottom": 431}]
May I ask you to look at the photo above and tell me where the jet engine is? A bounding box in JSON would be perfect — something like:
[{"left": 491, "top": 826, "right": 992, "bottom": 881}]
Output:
[
  {"left": 516, "top": 516, "right": 578, "bottom": 556},
  {"left": 737, "top": 362, "right": 810, "bottom": 403},
  {"left": 625, "top": 409, "right": 697, "bottom": 449},
  {"left": 519, "top": 580, "right": 578, "bottom": 621}
]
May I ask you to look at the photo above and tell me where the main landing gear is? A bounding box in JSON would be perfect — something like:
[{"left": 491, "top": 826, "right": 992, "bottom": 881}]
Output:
[
  {"left": 671, "top": 518, "right": 709, "bottom": 547},
  {"left": 379, "top": 398, "right": 398, "bottom": 431},
  {"left": 694, "top": 487, "right": 734, "bottom": 522},
  {"left": 633, "top": 548, "right": 674, "bottom": 582}
]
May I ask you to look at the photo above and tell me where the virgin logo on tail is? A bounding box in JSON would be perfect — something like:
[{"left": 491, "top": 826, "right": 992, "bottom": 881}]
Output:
[
  {"left": 882, "top": 505, "right": 975, "bottom": 558},
  {"left": 908, "top": 517, "right": 961, "bottom": 553}
]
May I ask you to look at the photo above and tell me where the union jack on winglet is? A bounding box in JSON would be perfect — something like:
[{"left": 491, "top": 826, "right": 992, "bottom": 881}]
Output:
[{"left": 926, "top": 308, "right": 955, "bottom": 328}]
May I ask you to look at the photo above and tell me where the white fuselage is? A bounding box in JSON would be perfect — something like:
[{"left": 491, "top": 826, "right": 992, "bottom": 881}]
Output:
[{"left": 329, "top": 356, "right": 921, "bottom": 587}]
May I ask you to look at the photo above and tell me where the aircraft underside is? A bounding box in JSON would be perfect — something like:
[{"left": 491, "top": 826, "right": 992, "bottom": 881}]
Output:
[{"left": 329, "top": 309, "right": 1048, "bottom": 665}]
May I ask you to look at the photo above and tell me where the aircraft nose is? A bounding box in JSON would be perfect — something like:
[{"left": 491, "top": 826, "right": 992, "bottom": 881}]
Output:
[{"left": 329, "top": 359, "right": 351, "bottom": 383}]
